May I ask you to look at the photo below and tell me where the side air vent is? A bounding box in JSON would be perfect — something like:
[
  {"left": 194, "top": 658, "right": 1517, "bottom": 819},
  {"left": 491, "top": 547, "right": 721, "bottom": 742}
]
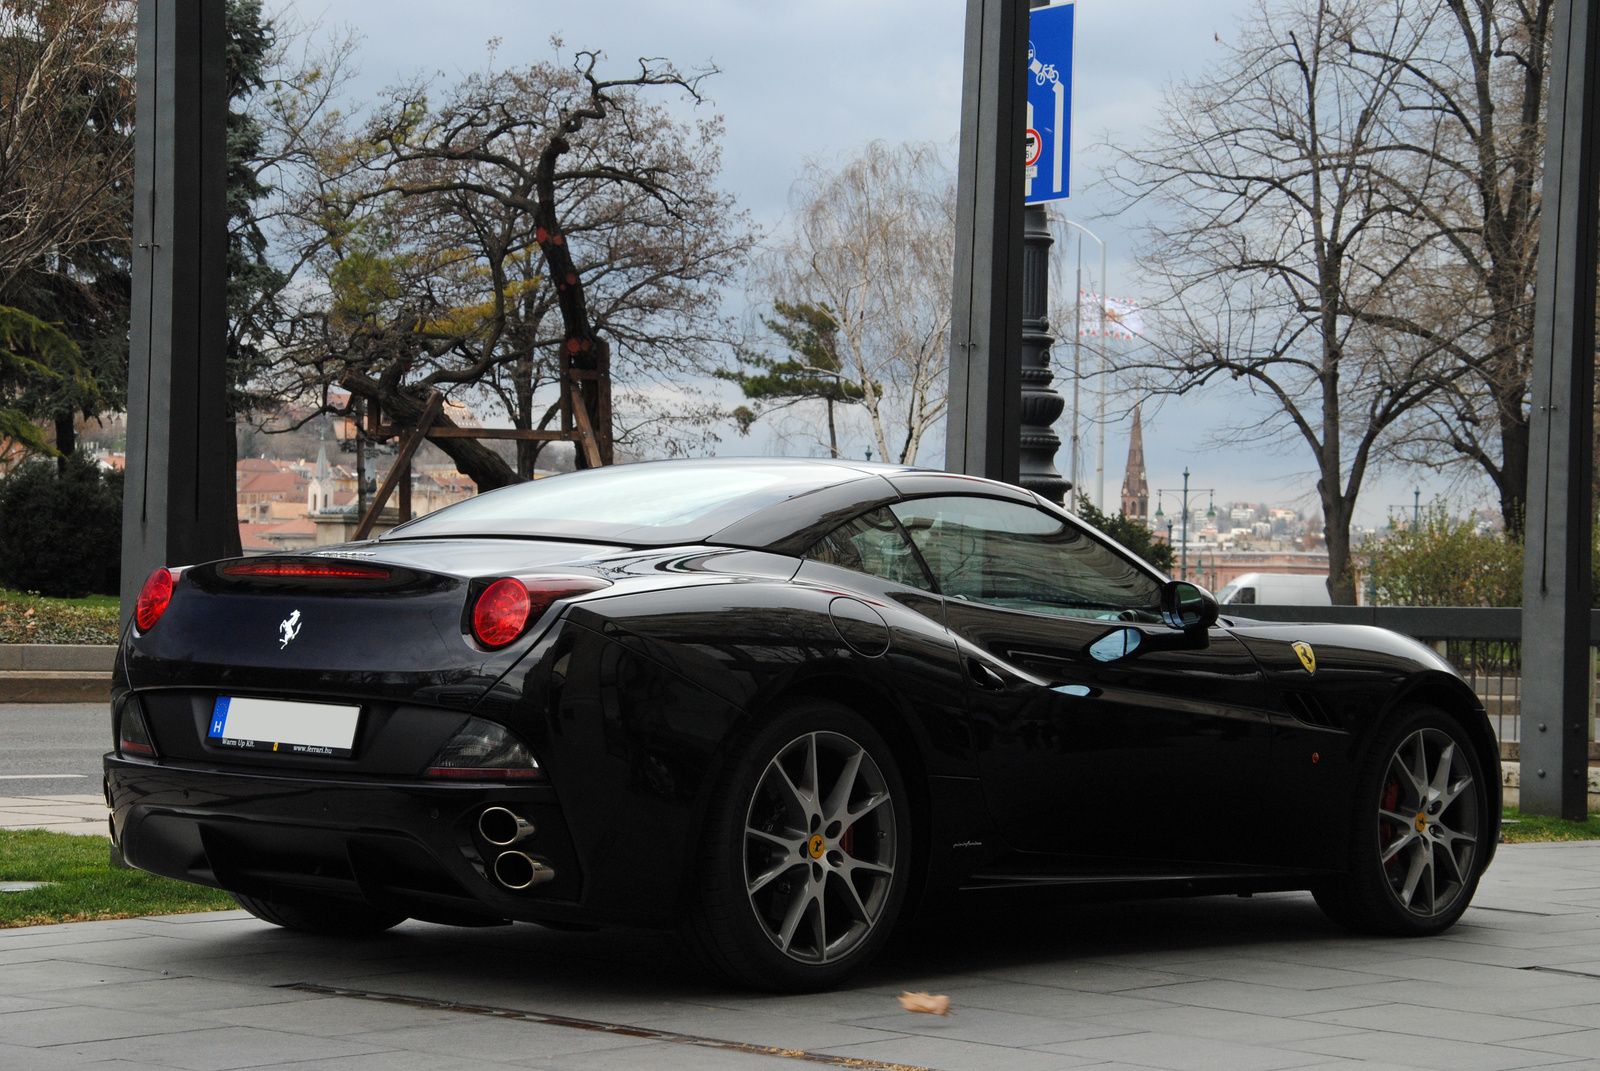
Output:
[{"left": 1284, "top": 691, "right": 1344, "bottom": 731}]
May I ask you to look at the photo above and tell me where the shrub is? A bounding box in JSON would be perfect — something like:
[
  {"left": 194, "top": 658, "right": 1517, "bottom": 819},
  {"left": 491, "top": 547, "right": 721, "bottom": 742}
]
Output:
[
  {"left": 0, "top": 591, "right": 118, "bottom": 644},
  {"left": 1360, "top": 506, "right": 1521, "bottom": 607},
  {"left": 0, "top": 452, "right": 122, "bottom": 598}
]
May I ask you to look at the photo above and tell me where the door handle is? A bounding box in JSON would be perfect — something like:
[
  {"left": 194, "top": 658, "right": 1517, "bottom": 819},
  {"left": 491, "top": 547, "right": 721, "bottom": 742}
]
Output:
[{"left": 967, "top": 658, "right": 1007, "bottom": 691}]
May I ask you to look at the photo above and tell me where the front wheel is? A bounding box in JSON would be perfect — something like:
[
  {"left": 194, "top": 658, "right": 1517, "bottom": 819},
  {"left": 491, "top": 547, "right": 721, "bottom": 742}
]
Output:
[
  {"left": 1315, "top": 705, "right": 1490, "bottom": 936},
  {"left": 685, "top": 700, "right": 909, "bottom": 991}
]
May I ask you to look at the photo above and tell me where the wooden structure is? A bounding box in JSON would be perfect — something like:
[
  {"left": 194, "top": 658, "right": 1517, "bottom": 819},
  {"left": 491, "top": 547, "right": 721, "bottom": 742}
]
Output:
[{"left": 349, "top": 350, "right": 608, "bottom": 540}]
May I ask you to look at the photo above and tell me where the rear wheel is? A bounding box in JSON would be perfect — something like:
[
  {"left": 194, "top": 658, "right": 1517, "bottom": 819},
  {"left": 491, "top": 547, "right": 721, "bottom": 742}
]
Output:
[
  {"left": 686, "top": 700, "right": 908, "bottom": 991},
  {"left": 1314, "top": 705, "right": 1489, "bottom": 936},
  {"left": 233, "top": 892, "right": 406, "bottom": 936}
]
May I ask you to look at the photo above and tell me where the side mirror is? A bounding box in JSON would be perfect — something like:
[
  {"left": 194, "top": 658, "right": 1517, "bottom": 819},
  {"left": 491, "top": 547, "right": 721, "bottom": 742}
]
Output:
[{"left": 1161, "top": 580, "right": 1219, "bottom": 632}]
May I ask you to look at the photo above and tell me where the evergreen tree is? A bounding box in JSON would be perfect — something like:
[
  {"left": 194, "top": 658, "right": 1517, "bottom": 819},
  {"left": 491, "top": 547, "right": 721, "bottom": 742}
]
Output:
[
  {"left": 1075, "top": 498, "right": 1175, "bottom": 572},
  {"left": 4, "top": 0, "right": 134, "bottom": 463},
  {"left": 222, "top": 0, "right": 286, "bottom": 414},
  {"left": 720, "top": 302, "right": 866, "bottom": 457},
  {"left": 0, "top": 452, "right": 122, "bottom": 597}
]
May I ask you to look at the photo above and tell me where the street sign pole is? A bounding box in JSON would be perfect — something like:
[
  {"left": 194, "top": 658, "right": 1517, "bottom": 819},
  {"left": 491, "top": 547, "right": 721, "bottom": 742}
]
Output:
[
  {"left": 1019, "top": 1, "right": 1073, "bottom": 503},
  {"left": 946, "top": 0, "right": 1028, "bottom": 485},
  {"left": 1522, "top": 0, "right": 1600, "bottom": 820},
  {"left": 121, "top": 0, "right": 238, "bottom": 625}
]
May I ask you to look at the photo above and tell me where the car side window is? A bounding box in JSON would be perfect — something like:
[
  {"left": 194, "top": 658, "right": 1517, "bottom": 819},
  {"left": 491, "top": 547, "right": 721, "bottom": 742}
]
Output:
[
  {"left": 807, "top": 508, "right": 934, "bottom": 591},
  {"left": 890, "top": 496, "right": 1162, "bottom": 619}
]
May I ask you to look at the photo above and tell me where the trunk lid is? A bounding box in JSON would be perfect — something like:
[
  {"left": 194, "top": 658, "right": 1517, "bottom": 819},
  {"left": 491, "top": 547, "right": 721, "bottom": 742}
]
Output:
[{"left": 123, "top": 539, "right": 622, "bottom": 707}]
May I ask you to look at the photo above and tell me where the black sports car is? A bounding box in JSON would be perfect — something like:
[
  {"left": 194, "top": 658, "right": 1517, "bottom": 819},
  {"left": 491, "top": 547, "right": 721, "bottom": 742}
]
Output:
[{"left": 106, "top": 458, "right": 1499, "bottom": 990}]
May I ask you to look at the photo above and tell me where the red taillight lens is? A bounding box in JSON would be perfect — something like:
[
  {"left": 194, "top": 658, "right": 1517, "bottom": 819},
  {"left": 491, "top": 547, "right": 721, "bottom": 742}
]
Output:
[
  {"left": 221, "top": 560, "right": 392, "bottom": 579},
  {"left": 472, "top": 578, "right": 532, "bottom": 647},
  {"left": 134, "top": 569, "right": 174, "bottom": 632},
  {"left": 470, "top": 575, "right": 611, "bottom": 648}
]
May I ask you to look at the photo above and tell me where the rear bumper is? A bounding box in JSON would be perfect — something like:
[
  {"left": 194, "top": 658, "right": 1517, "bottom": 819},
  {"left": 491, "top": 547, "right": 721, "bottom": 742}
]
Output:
[{"left": 103, "top": 757, "right": 650, "bottom": 929}]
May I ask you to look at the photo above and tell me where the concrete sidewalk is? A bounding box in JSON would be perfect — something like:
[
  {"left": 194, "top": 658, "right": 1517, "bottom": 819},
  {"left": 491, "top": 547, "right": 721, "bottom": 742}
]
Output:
[
  {"left": 0, "top": 794, "right": 106, "bottom": 836},
  {"left": 1, "top": 843, "right": 1599, "bottom": 1070}
]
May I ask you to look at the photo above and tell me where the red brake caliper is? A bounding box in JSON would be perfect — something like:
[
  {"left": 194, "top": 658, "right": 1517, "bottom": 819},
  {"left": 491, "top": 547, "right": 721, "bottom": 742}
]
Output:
[
  {"left": 840, "top": 824, "right": 855, "bottom": 857},
  {"left": 1379, "top": 777, "right": 1400, "bottom": 871}
]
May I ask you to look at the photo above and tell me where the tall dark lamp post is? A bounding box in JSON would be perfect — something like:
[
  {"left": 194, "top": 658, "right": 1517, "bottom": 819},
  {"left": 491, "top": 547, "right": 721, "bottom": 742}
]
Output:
[
  {"left": 1017, "top": 0, "right": 1071, "bottom": 504},
  {"left": 1019, "top": 200, "right": 1070, "bottom": 503},
  {"left": 1154, "top": 468, "right": 1216, "bottom": 583}
]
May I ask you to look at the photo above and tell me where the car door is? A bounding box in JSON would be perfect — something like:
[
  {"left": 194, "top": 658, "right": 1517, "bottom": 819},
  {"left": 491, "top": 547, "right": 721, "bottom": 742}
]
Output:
[{"left": 890, "top": 495, "right": 1274, "bottom": 868}]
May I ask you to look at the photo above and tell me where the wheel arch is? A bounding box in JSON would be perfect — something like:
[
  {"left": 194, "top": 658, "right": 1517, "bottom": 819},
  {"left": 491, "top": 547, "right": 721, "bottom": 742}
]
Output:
[
  {"left": 681, "top": 665, "right": 936, "bottom": 930},
  {"left": 1387, "top": 670, "right": 1503, "bottom": 861}
]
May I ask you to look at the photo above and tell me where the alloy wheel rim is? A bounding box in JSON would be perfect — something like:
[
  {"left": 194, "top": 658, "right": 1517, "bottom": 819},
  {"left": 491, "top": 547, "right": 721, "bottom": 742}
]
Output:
[
  {"left": 1376, "top": 727, "right": 1480, "bottom": 918},
  {"left": 743, "top": 730, "right": 897, "bottom": 964}
]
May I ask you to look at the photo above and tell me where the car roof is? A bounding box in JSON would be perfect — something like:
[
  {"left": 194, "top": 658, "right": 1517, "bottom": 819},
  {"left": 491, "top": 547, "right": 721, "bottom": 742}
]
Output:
[{"left": 379, "top": 457, "right": 1040, "bottom": 550}]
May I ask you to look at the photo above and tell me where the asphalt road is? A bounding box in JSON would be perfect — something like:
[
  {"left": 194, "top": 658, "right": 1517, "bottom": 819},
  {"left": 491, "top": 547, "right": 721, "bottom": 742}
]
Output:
[{"left": 0, "top": 702, "right": 110, "bottom": 795}]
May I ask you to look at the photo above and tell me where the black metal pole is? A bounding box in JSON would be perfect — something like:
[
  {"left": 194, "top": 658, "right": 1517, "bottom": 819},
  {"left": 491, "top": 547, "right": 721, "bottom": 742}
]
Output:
[
  {"left": 1016, "top": 0, "right": 1070, "bottom": 504},
  {"left": 1180, "top": 468, "right": 1189, "bottom": 582},
  {"left": 946, "top": 0, "right": 1027, "bottom": 484},
  {"left": 1019, "top": 204, "right": 1070, "bottom": 503},
  {"left": 1521, "top": 0, "right": 1599, "bottom": 819},
  {"left": 121, "top": 0, "right": 237, "bottom": 625}
]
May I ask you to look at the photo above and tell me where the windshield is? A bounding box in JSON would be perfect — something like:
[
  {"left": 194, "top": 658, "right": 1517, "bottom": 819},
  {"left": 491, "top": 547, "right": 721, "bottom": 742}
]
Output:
[{"left": 383, "top": 459, "right": 860, "bottom": 544}]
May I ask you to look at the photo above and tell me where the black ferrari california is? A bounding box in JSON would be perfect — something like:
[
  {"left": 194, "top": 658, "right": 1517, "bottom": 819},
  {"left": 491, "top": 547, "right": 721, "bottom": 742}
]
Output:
[{"left": 106, "top": 458, "right": 1499, "bottom": 990}]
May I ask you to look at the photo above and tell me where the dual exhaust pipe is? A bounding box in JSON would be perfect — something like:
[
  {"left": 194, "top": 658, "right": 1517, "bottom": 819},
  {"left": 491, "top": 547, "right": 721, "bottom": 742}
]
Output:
[{"left": 478, "top": 806, "right": 554, "bottom": 890}]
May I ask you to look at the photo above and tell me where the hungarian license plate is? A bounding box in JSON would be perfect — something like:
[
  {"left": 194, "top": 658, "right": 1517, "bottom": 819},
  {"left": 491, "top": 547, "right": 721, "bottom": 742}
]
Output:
[{"left": 207, "top": 697, "right": 360, "bottom": 758}]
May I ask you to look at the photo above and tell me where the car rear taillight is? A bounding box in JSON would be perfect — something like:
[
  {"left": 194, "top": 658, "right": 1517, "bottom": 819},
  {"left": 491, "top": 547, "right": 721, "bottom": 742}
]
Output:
[
  {"left": 221, "top": 560, "right": 392, "bottom": 580},
  {"left": 118, "top": 704, "right": 157, "bottom": 760},
  {"left": 424, "top": 717, "right": 542, "bottom": 780},
  {"left": 472, "top": 578, "right": 531, "bottom": 647},
  {"left": 470, "top": 575, "right": 610, "bottom": 648},
  {"left": 134, "top": 569, "right": 174, "bottom": 632}
]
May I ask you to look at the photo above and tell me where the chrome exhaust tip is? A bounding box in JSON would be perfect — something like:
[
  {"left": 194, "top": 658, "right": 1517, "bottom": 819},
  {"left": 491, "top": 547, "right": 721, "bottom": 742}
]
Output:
[
  {"left": 478, "top": 806, "right": 536, "bottom": 846},
  {"left": 493, "top": 850, "right": 555, "bottom": 890}
]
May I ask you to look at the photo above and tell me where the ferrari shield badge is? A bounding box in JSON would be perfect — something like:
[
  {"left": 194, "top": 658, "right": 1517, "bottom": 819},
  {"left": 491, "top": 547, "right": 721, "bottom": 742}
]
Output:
[{"left": 1292, "top": 641, "right": 1316, "bottom": 675}]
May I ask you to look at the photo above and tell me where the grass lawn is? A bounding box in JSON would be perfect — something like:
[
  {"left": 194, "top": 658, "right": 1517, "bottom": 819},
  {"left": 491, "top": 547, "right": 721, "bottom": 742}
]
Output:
[
  {"left": 0, "top": 829, "right": 234, "bottom": 928},
  {"left": 0, "top": 588, "right": 119, "bottom": 645},
  {"left": 1501, "top": 807, "right": 1600, "bottom": 843}
]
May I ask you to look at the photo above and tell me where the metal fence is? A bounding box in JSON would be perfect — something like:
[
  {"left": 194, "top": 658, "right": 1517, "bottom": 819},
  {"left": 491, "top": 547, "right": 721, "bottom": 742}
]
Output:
[{"left": 1234, "top": 606, "right": 1600, "bottom": 759}]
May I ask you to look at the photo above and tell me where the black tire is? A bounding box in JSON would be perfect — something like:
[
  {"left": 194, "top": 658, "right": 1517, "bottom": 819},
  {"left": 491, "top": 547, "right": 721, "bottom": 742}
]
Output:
[
  {"left": 232, "top": 892, "right": 406, "bottom": 936},
  {"left": 685, "top": 699, "right": 910, "bottom": 991},
  {"left": 1314, "top": 704, "right": 1490, "bottom": 936}
]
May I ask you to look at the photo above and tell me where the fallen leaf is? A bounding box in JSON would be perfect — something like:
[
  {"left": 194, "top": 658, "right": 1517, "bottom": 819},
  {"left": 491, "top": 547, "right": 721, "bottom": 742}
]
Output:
[{"left": 897, "top": 990, "right": 950, "bottom": 1016}]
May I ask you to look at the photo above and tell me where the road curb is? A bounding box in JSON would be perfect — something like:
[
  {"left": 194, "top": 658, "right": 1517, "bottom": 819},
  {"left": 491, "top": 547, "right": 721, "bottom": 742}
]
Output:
[{"left": 0, "top": 647, "right": 115, "bottom": 703}]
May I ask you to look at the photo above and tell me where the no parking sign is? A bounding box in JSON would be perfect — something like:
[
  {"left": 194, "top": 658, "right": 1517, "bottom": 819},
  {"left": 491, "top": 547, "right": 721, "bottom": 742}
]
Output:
[{"left": 1026, "top": 1, "right": 1074, "bottom": 205}]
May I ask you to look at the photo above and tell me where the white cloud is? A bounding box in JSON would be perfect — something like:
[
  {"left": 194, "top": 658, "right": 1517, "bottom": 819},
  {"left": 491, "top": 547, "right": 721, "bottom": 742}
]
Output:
[{"left": 295, "top": 0, "right": 1490, "bottom": 523}]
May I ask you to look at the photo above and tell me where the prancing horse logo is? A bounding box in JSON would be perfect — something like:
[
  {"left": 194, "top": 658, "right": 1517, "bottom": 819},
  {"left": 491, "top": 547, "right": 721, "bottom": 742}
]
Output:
[
  {"left": 1292, "top": 641, "right": 1316, "bottom": 675},
  {"left": 278, "top": 610, "right": 302, "bottom": 649}
]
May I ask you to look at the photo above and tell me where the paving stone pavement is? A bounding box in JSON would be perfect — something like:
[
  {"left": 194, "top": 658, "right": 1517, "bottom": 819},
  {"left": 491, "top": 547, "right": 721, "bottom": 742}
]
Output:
[
  {"left": 0, "top": 794, "right": 107, "bottom": 837},
  {"left": 1, "top": 842, "right": 1598, "bottom": 1070}
]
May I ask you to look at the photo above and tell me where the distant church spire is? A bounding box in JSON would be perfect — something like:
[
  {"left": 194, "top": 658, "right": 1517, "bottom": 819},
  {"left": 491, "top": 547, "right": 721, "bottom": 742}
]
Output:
[{"left": 1120, "top": 404, "right": 1149, "bottom": 520}]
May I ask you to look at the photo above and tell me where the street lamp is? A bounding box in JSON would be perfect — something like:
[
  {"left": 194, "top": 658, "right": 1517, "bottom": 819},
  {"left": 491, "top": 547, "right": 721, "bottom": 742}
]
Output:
[
  {"left": 1154, "top": 468, "right": 1217, "bottom": 583},
  {"left": 1057, "top": 219, "right": 1107, "bottom": 510}
]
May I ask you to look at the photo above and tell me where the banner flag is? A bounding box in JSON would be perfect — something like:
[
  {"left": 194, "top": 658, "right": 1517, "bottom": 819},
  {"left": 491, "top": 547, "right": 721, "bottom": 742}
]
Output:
[
  {"left": 1078, "top": 292, "right": 1144, "bottom": 338},
  {"left": 1102, "top": 295, "right": 1144, "bottom": 339}
]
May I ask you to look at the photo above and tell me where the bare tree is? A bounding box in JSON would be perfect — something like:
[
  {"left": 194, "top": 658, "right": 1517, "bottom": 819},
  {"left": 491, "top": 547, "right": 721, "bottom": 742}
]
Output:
[
  {"left": 755, "top": 141, "right": 953, "bottom": 465},
  {"left": 1105, "top": 0, "right": 1463, "bottom": 604},
  {"left": 264, "top": 46, "right": 753, "bottom": 490},
  {"left": 0, "top": 0, "right": 132, "bottom": 294},
  {"left": 1346, "top": 0, "right": 1550, "bottom": 532}
]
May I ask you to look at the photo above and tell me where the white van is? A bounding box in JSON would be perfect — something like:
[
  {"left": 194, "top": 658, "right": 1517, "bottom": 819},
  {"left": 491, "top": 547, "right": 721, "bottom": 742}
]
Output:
[{"left": 1216, "top": 572, "right": 1331, "bottom": 606}]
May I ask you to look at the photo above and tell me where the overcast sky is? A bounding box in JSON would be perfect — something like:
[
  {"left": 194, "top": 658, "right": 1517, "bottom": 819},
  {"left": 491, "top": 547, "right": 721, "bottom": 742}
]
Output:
[{"left": 301, "top": 0, "right": 1483, "bottom": 528}]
